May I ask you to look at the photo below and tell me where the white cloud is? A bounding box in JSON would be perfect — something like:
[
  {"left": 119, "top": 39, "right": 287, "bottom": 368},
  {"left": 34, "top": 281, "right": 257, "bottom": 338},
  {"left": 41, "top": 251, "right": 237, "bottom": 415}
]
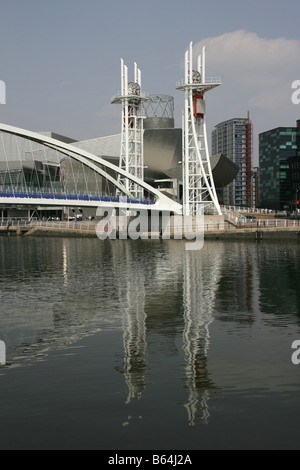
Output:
[
  {"left": 195, "top": 30, "right": 300, "bottom": 74},
  {"left": 190, "top": 31, "right": 300, "bottom": 162}
]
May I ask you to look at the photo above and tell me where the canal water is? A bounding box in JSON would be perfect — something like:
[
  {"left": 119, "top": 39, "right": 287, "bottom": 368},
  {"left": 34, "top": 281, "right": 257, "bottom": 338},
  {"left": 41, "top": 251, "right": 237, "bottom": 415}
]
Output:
[{"left": 0, "top": 236, "right": 300, "bottom": 450}]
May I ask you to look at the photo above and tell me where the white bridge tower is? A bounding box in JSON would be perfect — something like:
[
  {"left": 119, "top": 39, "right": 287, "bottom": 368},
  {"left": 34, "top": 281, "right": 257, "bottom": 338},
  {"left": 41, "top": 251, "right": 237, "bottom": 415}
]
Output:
[
  {"left": 177, "top": 42, "right": 222, "bottom": 215},
  {"left": 112, "top": 60, "right": 148, "bottom": 200}
]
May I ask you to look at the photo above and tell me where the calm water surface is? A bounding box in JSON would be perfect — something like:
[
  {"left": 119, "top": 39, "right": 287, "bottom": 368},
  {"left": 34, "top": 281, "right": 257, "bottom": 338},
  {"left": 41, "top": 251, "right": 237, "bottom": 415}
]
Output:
[{"left": 0, "top": 236, "right": 300, "bottom": 450}]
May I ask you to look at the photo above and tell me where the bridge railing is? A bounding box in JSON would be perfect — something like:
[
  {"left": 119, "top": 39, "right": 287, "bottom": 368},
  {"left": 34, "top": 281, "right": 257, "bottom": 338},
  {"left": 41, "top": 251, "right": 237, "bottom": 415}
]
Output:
[
  {"left": 31, "top": 218, "right": 300, "bottom": 231},
  {"left": 235, "top": 218, "right": 300, "bottom": 229},
  {"left": 0, "top": 218, "right": 38, "bottom": 227},
  {"left": 2, "top": 217, "right": 300, "bottom": 234},
  {"left": 221, "top": 205, "right": 290, "bottom": 216},
  {"left": 0, "top": 188, "right": 155, "bottom": 205}
]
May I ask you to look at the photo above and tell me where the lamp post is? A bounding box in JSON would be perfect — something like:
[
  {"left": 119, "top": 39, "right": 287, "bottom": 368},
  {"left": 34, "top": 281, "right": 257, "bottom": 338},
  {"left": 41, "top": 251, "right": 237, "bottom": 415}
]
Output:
[{"left": 71, "top": 208, "right": 76, "bottom": 228}]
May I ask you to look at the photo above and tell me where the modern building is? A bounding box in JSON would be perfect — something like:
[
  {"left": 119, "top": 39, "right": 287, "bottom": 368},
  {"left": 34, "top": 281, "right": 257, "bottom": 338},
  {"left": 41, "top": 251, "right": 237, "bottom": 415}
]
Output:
[
  {"left": 251, "top": 167, "right": 260, "bottom": 209},
  {"left": 259, "top": 120, "right": 300, "bottom": 210},
  {"left": 74, "top": 94, "right": 239, "bottom": 207},
  {"left": 211, "top": 114, "right": 253, "bottom": 207},
  {"left": 0, "top": 95, "right": 239, "bottom": 219},
  {"left": 289, "top": 155, "right": 300, "bottom": 212}
]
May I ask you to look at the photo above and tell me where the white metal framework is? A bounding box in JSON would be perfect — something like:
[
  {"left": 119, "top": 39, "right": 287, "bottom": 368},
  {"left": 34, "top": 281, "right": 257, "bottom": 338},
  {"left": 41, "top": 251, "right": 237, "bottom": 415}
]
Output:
[
  {"left": 111, "top": 60, "right": 148, "bottom": 200},
  {"left": 143, "top": 94, "right": 174, "bottom": 120},
  {"left": 177, "top": 42, "right": 222, "bottom": 215}
]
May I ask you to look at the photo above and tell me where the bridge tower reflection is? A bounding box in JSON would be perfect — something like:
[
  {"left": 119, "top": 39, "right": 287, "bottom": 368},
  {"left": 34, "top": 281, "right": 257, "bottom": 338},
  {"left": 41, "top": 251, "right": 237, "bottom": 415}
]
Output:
[
  {"left": 182, "top": 244, "right": 224, "bottom": 425},
  {"left": 113, "top": 242, "right": 147, "bottom": 404}
]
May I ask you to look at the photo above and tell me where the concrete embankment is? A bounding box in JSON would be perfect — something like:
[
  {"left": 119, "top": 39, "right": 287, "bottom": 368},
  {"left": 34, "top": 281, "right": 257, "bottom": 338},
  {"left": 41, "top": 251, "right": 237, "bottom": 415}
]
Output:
[
  {"left": 23, "top": 226, "right": 98, "bottom": 238},
  {"left": 0, "top": 225, "right": 97, "bottom": 238},
  {"left": 1, "top": 223, "right": 300, "bottom": 241},
  {"left": 203, "top": 227, "right": 300, "bottom": 241}
]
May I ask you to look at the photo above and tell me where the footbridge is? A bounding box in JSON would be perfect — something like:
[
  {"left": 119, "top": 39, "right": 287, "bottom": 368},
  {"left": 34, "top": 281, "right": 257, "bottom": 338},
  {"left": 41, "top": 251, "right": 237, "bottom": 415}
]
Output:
[{"left": 0, "top": 123, "right": 182, "bottom": 215}]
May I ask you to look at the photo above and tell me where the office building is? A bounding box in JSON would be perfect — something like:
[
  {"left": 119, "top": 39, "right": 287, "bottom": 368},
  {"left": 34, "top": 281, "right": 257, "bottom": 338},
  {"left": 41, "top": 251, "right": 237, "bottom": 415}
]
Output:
[
  {"left": 211, "top": 115, "right": 253, "bottom": 206},
  {"left": 259, "top": 120, "right": 300, "bottom": 210}
]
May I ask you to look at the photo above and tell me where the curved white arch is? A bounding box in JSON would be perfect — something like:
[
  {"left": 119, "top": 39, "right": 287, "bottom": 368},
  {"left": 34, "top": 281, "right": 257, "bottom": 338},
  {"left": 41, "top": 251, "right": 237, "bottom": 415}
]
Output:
[{"left": 0, "top": 123, "right": 182, "bottom": 213}]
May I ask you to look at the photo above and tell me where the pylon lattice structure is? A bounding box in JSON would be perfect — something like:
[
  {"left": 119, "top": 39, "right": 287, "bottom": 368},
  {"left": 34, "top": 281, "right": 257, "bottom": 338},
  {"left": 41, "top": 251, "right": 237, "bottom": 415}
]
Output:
[
  {"left": 177, "top": 42, "right": 222, "bottom": 215},
  {"left": 111, "top": 60, "right": 148, "bottom": 200}
]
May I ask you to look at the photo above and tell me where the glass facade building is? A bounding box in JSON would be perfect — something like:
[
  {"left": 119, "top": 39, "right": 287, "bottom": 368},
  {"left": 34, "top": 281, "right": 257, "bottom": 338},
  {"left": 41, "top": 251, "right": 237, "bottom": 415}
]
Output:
[
  {"left": 0, "top": 97, "right": 240, "bottom": 220},
  {"left": 0, "top": 129, "right": 152, "bottom": 219},
  {"left": 0, "top": 132, "right": 107, "bottom": 200},
  {"left": 211, "top": 116, "right": 252, "bottom": 207},
  {"left": 259, "top": 120, "right": 300, "bottom": 210}
]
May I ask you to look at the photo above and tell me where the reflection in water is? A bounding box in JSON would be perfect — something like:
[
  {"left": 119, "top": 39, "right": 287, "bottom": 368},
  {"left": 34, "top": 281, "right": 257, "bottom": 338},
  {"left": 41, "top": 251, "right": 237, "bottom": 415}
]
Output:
[
  {"left": 0, "top": 238, "right": 121, "bottom": 368},
  {"left": 214, "top": 243, "right": 257, "bottom": 326},
  {"left": 182, "top": 245, "right": 223, "bottom": 425},
  {"left": 1, "top": 237, "right": 300, "bottom": 432},
  {"left": 257, "top": 243, "right": 300, "bottom": 321},
  {"left": 62, "top": 240, "right": 68, "bottom": 287},
  {"left": 112, "top": 240, "right": 224, "bottom": 425},
  {"left": 112, "top": 242, "right": 147, "bottom": 404}
]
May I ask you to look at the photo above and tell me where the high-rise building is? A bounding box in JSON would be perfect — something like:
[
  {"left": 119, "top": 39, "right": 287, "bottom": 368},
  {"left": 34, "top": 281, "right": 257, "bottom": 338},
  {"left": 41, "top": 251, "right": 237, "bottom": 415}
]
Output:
[
  {"left": 251, "top": 167, "right": 260, "bottom": 209},
  {"left": 211, "top": 114, "right": 253, "bottom": 206},
  {"left": 259, "top": 120, "right": 300, "bottom": 210}
]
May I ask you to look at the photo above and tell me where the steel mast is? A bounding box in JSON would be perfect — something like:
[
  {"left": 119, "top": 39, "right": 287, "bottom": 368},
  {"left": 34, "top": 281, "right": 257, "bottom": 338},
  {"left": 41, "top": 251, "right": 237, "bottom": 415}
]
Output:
[
  {"left": 177, "top": 42, "right": 222, "bottom": 215},
  {"left": 112, "top": 60, "right": 148, "bottom": 200}
]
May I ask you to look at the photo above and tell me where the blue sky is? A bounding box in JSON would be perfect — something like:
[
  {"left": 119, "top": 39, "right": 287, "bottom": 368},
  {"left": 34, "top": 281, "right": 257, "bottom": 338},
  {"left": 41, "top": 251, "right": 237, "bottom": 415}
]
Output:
[{"left": 1, "top": 0, "right": 300, "bottom": 162}]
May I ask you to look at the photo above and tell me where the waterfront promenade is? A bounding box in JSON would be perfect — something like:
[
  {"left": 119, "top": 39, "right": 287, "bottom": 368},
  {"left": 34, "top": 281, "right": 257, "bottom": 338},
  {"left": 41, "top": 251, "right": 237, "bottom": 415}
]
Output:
[{"left": 1, "top": 215, "right": 300, "bottom": 240}]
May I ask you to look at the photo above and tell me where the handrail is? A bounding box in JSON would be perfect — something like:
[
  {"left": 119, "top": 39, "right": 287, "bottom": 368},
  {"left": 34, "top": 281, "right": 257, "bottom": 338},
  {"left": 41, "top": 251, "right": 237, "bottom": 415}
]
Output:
[
  {"left": 0, "top": 190, "right": 155, "bottom": 205},
  {"left": 1, "top": 218, "right": 299, "bottom": 232}
]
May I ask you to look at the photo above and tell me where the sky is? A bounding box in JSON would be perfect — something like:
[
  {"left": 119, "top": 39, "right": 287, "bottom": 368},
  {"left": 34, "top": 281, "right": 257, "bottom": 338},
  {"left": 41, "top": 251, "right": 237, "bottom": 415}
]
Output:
[{"left": 0, "top": 0, "right": 300, "bottom": 164}]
